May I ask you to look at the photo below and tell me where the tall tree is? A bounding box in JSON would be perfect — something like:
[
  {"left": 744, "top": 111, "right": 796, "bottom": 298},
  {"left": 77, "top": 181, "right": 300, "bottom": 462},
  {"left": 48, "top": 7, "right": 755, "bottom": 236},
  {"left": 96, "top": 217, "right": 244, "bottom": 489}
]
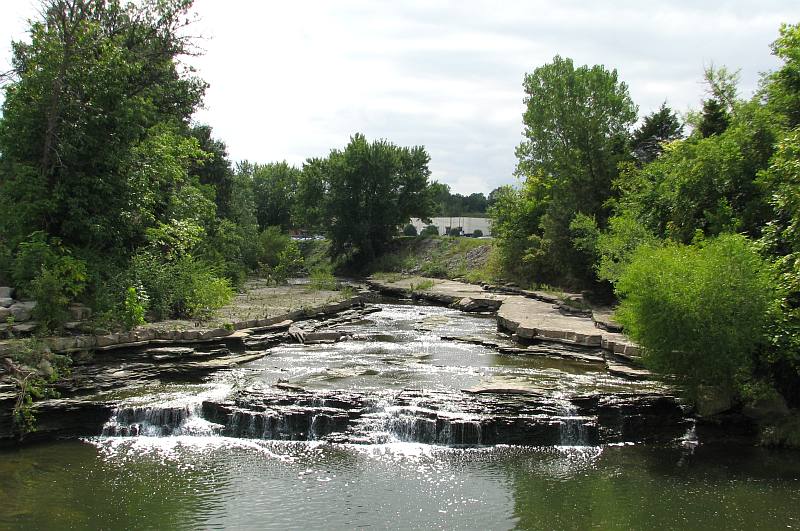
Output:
[
  {"left": 0, "top": 0, "right": 205, "bottom": 251},
  {"left": 247, "top": 161, "right": 301, "bottom": 231},
  {"left": 632, "top": 102, "right": 684, "bottom": 163},
  {"left": 511, "top": 55, "right": 637, "bottom": 286},
  {"left": 312, "top": 134, "right": 432, "bottom": 264}
]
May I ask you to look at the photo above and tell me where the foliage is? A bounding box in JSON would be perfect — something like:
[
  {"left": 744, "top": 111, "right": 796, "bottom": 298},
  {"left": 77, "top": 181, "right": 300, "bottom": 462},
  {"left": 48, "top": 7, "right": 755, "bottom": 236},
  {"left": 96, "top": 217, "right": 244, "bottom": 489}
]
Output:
[
  {"left": 121, "top": 286, "right": 147, "bottom": 330},
  {"left": 0, "top": 0, "right": 205, "bottom": 253},
  {"left": 421, "top": 225, "right": 439, "bottom": 237},
  {"left": 428, "top": 182, "right": 489, "bottom": 216},
  {"left": 447, "top": 227, "right": 462, "bottom": 237},
  {"left": 6, "top": 338, "right": 71, "bottom": 438},
  {"left": 613, "top": 101, "right": 778, "bottom": 244},
  {"left": 767, "top": 23, "right": 800, "bottom": 127},
  {"left": 30, "top": 257, "right": 87, "bottom": 332},
  {"left": 242, "top": 161, "right": 301, "bottom": 231},
  {"left": 403, "top": 224, "right": 418, "bottom": 236},
  {"left": 309, "top": 267, "right": 337, "bottom": 291},
  {"left": 182, "top": 273, "right": 234, "bottom": 320},
  {"left": 472, "top": 229, "right": 483, "bottom": 238},
  {"left": 631, "top": 102, "right": 684, "bottom": 163},
  {"left": 505, "top": 55, "right": 637, "bottom": 288},
  {"left": 273, "top": 242, "right": 305, "bottom": 283},
  {"left": 410, "top": 279, "right": 435, "bottom": 293},
  {"left": 594, "top": 214, "right": 659, "bottom": 284},
  {"left": 306, "top": 133, "right": 433, "bottom": 267},
  {"left": 615, "top": 235, "right": 777, "bottom": 398}
]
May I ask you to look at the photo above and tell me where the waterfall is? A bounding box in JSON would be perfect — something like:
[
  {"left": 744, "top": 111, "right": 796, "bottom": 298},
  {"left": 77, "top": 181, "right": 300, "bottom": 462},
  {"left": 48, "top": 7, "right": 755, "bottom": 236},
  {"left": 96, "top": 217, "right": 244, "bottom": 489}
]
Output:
[
  {"left": 556, "top": 400, "right": 589, "bottom": 446},
  {"left": 101, "top": 385, "right": 229, "bottom": 438}
]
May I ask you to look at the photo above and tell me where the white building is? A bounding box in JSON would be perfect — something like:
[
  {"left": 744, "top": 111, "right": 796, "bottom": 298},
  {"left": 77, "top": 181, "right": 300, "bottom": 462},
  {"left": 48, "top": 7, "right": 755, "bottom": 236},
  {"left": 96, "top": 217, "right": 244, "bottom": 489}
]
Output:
[{"left": 407, "top": 217, "right": 492, "bottom": 236}]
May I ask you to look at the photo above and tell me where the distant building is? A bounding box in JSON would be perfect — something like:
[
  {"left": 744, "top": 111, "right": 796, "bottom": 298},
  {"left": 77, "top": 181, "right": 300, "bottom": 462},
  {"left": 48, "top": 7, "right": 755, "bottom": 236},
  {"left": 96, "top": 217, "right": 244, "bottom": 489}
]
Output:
[{"left": 407, "top": 217, "right": 492, "bottom": 237}]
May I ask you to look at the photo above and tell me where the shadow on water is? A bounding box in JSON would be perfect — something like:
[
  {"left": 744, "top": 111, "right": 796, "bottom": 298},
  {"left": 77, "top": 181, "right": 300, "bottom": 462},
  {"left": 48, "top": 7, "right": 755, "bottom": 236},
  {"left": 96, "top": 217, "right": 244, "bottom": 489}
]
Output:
[{"left": 506, "top": 444, "right": 800, "bottom": 530}]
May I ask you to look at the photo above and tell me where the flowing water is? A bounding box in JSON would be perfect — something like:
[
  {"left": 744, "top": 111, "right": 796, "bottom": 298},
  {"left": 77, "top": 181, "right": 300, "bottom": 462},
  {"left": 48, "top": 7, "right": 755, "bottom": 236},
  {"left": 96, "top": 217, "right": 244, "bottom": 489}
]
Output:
[{"left": 1, "top": 302, "right": 799, "bottom": 529}]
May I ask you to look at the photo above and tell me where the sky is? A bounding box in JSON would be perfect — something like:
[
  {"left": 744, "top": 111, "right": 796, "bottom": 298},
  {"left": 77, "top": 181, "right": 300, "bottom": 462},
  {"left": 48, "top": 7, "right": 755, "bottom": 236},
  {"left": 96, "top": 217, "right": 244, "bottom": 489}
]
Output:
[{"left": 1, "top": 1, "right": 799, "bottom": 195}]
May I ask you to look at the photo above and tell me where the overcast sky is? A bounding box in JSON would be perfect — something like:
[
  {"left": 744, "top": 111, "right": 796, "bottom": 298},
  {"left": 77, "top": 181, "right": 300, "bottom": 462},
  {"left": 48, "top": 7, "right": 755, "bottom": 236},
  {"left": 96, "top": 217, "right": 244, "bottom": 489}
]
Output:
[{"left": 1, "top": 1, "right": 799, "bottom": 194}]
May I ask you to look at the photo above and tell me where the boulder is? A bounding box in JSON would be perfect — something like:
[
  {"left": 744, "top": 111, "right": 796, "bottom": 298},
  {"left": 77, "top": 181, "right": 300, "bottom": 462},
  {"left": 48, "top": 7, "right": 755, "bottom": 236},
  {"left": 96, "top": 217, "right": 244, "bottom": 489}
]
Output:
[
  {"left": 0, "top": 308, "right": 10, "bottom": 321},
  {"left": 9, "top": 301, "right": 36, "bottom": 322},
  {"left": 695, "top": 386, "right": 734, "bottom": 417},
  {"left": 0, "top": 287, "right": 13, "bottom": 299},
  {"left": 0, "top": 298, "right": 14, "bottom": 308}
]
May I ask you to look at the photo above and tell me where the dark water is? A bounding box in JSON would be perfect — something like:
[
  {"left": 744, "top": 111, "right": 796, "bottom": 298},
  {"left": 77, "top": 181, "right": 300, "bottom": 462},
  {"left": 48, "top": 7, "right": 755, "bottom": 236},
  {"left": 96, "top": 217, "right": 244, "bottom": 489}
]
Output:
[{"left": 1, "top": 303, "right": 798, "bottom": 530}]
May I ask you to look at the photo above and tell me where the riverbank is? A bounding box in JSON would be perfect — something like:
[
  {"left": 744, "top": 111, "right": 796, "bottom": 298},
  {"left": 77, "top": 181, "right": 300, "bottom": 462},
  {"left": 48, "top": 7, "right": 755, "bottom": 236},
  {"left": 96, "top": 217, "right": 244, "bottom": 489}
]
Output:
[
  {"left": 366, "top": 276, "right": 644, "bottom": 373},
  {"left": 0, "top": 280, "right": 370, "bottom": 444}
]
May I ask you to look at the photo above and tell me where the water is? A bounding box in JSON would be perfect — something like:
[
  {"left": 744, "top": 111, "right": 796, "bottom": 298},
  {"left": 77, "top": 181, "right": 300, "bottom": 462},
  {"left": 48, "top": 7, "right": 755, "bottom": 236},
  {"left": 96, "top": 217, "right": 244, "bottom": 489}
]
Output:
[{"left": 1, "top": 302, "right": 798, "bottom": 529}]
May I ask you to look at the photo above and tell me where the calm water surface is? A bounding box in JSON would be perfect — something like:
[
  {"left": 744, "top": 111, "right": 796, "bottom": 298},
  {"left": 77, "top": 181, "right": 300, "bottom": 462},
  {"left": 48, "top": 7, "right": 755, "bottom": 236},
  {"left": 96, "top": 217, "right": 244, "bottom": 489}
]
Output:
[{"left": 0, "top": 303, "right": 798, "bottom": 530}]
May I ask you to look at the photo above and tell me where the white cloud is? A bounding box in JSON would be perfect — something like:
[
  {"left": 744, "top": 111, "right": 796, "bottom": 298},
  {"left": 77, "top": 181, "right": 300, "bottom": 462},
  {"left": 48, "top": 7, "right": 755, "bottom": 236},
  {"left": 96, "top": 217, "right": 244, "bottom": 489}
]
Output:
[{"left": 2, "top": 0, "right": 799, "bottom": 194}]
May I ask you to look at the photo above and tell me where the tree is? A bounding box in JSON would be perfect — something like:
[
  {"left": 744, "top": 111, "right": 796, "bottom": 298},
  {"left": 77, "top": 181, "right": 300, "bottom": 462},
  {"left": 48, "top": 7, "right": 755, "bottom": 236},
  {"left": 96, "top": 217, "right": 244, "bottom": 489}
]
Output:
[
  {"left": 188, "top": 124, "right": 235, "bottom": 219},
  {"left": 312, "top": 133, "right": 432, "bottom": 265},
  {"left": 403, "top": 224, "right": 418, "bottom": 236},
  {"left": 698, "top": 98, "right": 730, "bottom": 137},
  {"left": 768, "top": 23, "right": 800, "bottom": 127},
  {"left": 632, "top": 102, "right": 683, "bottom": 163},
  {"left": 0, "top": 0, "right": 206, "bottom": 252},
  {"left": 246, "top": 161, "right": 301, "bottom": 231},
  {"left": 511, "top": 56, "right": 637, "bottom": 286},
  {"left": 421, "top": 225, "right": 439, "bottom": 237}
]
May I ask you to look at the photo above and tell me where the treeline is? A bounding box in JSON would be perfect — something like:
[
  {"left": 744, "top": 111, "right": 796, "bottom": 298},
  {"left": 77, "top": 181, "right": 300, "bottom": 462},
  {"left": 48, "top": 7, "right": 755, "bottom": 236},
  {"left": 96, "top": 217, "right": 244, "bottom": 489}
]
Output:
[
  {"left": 0, "top": 0, "right": 433, "bottom": 332},
  {"left": 428, "top": 183, "right": 501, "bottom": 217},
  {"left": 491, "top": 24, "right": 800, "bottom": 419}
]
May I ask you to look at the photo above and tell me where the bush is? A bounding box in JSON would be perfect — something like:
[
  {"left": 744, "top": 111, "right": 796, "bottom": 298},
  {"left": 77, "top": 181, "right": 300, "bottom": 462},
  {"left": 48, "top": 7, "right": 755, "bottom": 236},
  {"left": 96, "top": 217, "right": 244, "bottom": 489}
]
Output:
[
  {"left": 183, "top": 274, "right": 234, "bottom": 320},
  {"left": 309, "top": 267, "right": 337, "bottom": 291},
  {"left": 121, "top": 286, "right": 147, "bottom": 330},
  {"left": 255, "top": 226, "right": 291, "bottom": 269},
  {"left": 403, "top": 223, "right": 418, "bottom": 236},
  {"left": 615, "top": 234, "right": 777, "bottom": 399},
  {"left": 126, "top": 252, "right": 233, "bottom": 321},
  {"left": 421, "top": 225, "right": 439, "bottom": 237},
  {"left": 448, "top": 227, "right": 462, "bottom": 237},
  {"left": 29, "top": 254, "right": 87, "bottom": 332},
  {"left": 472, "top": 229, "right": 483, "bottom": 238}
]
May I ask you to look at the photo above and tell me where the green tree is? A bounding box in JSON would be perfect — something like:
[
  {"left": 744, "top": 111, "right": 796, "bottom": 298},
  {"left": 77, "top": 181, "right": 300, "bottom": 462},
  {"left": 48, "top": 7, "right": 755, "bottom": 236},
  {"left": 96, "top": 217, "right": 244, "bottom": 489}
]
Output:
[
  {"left": 631, "top": 102, "right": 684, "bottom": 163},
  {"left": 0, "top": 0, "right": 206, "bottom": 252},
  {"left": 614, "top": 101, "right": 777, "bottom": 244},
  {"left": 766, "top": 24, "right": 800, "bottom": 127},
  {"left": 312, "top": 134, "right": 432, "bottom": 266},
  {"left": 510, "top": 56, "right": 637, "bottom": 286},
  {"left": 245, "top": 161, "right": 301, "bottom": 231}
]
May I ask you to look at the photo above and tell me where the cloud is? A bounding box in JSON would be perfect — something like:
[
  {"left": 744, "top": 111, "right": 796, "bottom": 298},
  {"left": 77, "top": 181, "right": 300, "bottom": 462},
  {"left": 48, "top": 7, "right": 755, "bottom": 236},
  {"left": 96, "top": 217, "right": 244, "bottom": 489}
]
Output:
[{"left": 2, "top": 0, "right": 799, "bottom": 194}]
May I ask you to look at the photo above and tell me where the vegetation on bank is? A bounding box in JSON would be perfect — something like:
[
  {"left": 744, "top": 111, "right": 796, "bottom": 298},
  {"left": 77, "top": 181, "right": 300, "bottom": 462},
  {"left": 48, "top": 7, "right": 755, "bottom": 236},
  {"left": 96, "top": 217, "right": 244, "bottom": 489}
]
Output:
[
  {"left": 487, "top": 23, "right": 800, "bottom": 423},
  {"left": 368, "top": 235, "right": 499, "bottom": 285}
]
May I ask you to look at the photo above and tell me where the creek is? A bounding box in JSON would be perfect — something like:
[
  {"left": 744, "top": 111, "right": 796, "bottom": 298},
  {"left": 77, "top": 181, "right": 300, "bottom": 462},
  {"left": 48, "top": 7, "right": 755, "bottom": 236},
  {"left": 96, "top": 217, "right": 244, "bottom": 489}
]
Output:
[{"left": 1, "top": 302, "right": 798, "bottom": 529}]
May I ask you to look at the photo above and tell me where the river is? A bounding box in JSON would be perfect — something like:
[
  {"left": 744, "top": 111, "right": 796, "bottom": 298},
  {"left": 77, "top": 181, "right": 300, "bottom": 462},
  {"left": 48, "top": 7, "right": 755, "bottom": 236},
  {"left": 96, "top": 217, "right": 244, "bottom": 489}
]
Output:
[{"left": 1, "top": 302, "right": 798, "bottom": 529}]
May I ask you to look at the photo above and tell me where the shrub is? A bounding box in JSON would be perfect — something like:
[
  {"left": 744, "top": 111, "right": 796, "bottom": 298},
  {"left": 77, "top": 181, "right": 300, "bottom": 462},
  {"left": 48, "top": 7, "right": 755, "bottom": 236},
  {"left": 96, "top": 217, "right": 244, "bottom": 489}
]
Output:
[
  {"left": 421, "top": 225, "right": 439, "bottom": 237},
  {"left": 121, "top": 286, "right": 147, "bottom": 330},
  {"left": 309, "top": 267, "right": 337, "bottom": 291},
  {"left": 615, "top": 234, "right": 777, "bottom": 398},
  {"left": 273, "top": 241, "right": 304, "bottom": 282},
  {"left": 448, "top": 227, "right": 462, "bottom": 237},
  {"left": 403, "top": 223, "right": 418, "bottom": 236},
  {"left": 255, "top": 226, "right": 291, "bottom": 269},
  {"left": 472, "top": 229, "right": 483, "bottom": 238},
  {"left": 126, "top": 253, "right": 232, "bottom": 321},
  {"left": 183, "top": 274, "right": 234, "bottom": 320},
  {"left": 128, "top": 251, "right": 176, "bottom": 321},
  {"left": 30, "top": 255, "right": 87, "bottom": 332}
]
